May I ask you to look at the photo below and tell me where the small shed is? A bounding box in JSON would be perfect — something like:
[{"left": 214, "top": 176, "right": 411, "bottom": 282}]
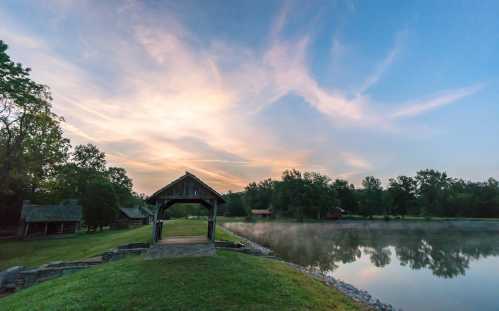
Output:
[
  {"left": 18, "top": 200, "right": 82, "bottom": 237},
  {"left": 252, "top": 209, "right": 272, "bottom": 218},
  {"left": 113, "top": 207, "right": 148, "bottom": 229}
]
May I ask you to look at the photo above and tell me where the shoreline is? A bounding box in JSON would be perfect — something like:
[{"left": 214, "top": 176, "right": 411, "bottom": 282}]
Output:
[{"left": 220, "top": 224, "right": 398, "bottom": 311}]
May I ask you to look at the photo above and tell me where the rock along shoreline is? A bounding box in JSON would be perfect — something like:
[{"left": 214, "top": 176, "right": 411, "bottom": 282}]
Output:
[{"left": 220, "top": 225, "right": 399, "bottom": 311}]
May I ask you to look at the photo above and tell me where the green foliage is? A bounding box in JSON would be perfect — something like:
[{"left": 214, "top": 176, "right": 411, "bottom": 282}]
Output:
[
  {"left": 332, "top": 179, "right": 358, "bottom": 214},
  {"left": 0, "top": 42, "right": 138, "bottom": 229},
  {"left": 240, "top": 170, "right": 337, "bottom": 221},
  {"left": 237, "top": 169, "right": 499, "bottom": 220},
  {"left": 223, "top": 191, "right": 248, "bottom": 216},
  {"left": 303, "top": 171, "right": 336, "bottom": 219},
  {"left": 107, "top": 166, "right": 135, "bottom": 208},
  {"left": 167, "top": 203, "right": 208, "bottom": 218},
  {"left": 0, "top": 40, "right": 70, "bottom": 224},
  {"left": 388, "top": 175, "right": 417, "bottom": 217},
  {"left": 415, "top": 169, "right": 451, "bottom": 216},
  {"left": 244, "top": 178, "right": 273, "bottom": 211},
  {"left": 80, "top": 177, "right": 119, "bottom": 230},
  {"left": 72, "top": 144, "right": 106, "bottom": 172},
  {"left": 107, "top": 167, "right": 132, "bottom": 191},
  {"left": 359, "top": 176, "right": 383, "bottom": 218}
]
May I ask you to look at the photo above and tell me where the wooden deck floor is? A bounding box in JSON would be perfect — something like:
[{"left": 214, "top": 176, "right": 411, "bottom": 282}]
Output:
[{"left": 158, "top": 236, "right": 210, "bottom": 245}]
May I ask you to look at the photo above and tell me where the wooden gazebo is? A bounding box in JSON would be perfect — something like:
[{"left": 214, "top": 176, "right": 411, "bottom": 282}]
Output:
[{"left": 146, "top": 172, "right": 225, "bottom": 243}]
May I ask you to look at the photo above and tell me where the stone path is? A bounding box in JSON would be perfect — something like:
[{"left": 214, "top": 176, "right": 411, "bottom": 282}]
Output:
[
  {"left": 159, "top": 236, "right": 210, "bottom": 245},
  {"left": 145, "top": 240, "right": 216, "bottom": 260}
]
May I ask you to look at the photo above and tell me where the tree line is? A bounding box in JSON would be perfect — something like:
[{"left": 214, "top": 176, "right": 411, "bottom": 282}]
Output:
[
  {"left": 222, "top": 169, "right": 499, "bottom": 220},
  {"left": 0, "top": 40, "right": 139, "bottom": 230}
]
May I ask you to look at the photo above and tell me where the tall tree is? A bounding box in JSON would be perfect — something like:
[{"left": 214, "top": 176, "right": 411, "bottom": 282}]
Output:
[
  {"left": 280, "top": 169, "right": 307, "bottom": 221},
  {"left": 72, "top": 144, "right": 106, "bottom": 172},
  {"left": 224, "top": 191, "right": 248, "bottom": 217},
  {"left": 0, "top": 40, "right": 69, "bottom": 225},
  {"left": 359, "top": 176, "right": 383, "bottom": 218},
  {"left": 49, "top": 145, "right": 136, "bottom": 225},
  {"left": 333, "top": 179, "right": 358, "bottom": 214},
  {"left": 415, "top": 169, "right": 451, "bottom": 216},
  {"left": 303, "top": 172, "right": 335, "bottom": 219},
  {"left": 388, "top": 176, "right": 417, "bottom": 217},
  {"left": 80, "top": 177, "right": 119, "bottom": 231},
  {"left": 244, "top": 178, "right": 273, "bottom": 211},
  {"left": 107, "top": 166, "right": 134, "bottom": 207}
]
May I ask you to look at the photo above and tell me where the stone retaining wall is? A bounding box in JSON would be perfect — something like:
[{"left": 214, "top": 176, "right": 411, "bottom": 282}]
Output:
[
  {"left": 0, "top": 243, "right": 149, "bottom": 295},
  {"left": 16, "top": 266, "right": 87, "bottom": 289}
]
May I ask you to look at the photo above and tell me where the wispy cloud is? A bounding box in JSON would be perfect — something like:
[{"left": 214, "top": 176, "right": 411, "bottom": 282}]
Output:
[
  {"left": 263, "top": 36, "right": 369, "bottom": 124},
  {"left": 0, "top": 2, "right": 488, "bottom": 192},
  {"left": 358, "top": 30, "right": 406, "bottom": 94},
  {"left": 390, "top": 84, "right": 484, "bottom": 119},
  {"left": 341, "top": 152, "right": 372, "bottom": 170},
  {"left": 270, "top": 3, "right": 289, "bottom": 39}
]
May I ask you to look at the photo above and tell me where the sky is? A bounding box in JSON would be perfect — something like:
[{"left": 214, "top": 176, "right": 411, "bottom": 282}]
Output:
[{"left": 1, "top": 0, "right": 498, "bottom": 194}]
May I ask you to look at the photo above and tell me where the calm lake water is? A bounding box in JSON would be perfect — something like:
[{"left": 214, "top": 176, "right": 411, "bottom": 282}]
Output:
[{"left": 224, "top": 221, "right": 499, "bottom": 311}]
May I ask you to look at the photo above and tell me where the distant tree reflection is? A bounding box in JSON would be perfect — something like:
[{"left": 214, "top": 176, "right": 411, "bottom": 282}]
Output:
[{"left": 225, "top": 222, "right": 499, "bottom": 278}]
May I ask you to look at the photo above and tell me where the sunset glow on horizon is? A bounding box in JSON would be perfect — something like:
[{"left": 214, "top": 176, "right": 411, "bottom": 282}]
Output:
[{"left": 1, "top": 1, "right": 498, "bottom": 194}]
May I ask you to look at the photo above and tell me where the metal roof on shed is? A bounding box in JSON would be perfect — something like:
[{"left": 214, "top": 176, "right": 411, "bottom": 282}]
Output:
[{"left": 21, "top": 201, "right": 82, "bottom": 223}]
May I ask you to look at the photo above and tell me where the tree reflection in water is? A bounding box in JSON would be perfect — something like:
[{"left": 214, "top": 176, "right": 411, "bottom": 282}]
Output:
[{"left": 225, "top": 221, "right": 499, "bottom": 278}]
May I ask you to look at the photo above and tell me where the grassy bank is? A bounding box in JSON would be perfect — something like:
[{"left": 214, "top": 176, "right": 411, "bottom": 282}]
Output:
[
  {"left": 1, "top": 251, "right": 362, "bottom": 311},
  {"left": 1, "top": 219, "right": 362, "bottom": 310},
  {"left": 0, "top": 219, "right": 237, "bottom": 270}
]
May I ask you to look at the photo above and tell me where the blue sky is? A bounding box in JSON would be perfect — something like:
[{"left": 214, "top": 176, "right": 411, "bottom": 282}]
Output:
[{"left": 1, "top": 0, "right": 498, "bottom": 193}]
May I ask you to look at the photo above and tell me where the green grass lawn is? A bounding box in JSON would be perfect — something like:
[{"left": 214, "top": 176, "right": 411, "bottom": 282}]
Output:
[
  {"left": 164, "top": 219, "right": 239, "bottom": 242},
  {"left": 0, "top": 219, "right": 237, "bottom": 270},
  {"left": 1, "top": 251, "right": 363, "bottom": 311}
]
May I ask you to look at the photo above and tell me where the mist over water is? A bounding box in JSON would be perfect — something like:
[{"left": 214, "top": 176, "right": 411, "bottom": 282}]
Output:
[{"left": 225, "top": 221, "right": 499, "bottom": 311}]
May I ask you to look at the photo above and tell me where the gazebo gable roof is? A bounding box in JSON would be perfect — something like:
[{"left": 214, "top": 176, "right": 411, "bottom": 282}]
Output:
[{"left": 147, "top": 171, "right": 225, "bottom": 204}]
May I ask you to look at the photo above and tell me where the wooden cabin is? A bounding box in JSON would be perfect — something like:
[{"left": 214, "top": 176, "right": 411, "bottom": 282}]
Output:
[
  {"left": 113, "top": 207, "right": 148, "bottom": 229},
  {"left": 139, "top": 206, "right": 154, "bottom": 224},
  {"left": 18, "top": 200, "right": 82, "bottom": 237}
]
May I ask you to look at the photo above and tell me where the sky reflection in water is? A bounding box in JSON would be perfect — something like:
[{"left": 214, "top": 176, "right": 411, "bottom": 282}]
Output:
[{"left": 225, "top": 221, "right": 499, "bottom": 311}]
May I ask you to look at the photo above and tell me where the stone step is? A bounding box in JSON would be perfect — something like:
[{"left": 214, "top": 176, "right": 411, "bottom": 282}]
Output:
[{"left": 145, "top": 243, "right": 216, "bottom": 260}]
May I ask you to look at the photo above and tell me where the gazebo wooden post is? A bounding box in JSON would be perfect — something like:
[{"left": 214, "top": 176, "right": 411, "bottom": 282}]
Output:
[
  {"left": 212, "top": 200, "right": 218, "bottom": 241},
  {"left": 207, "top": 204, "right": 213, "bottom": 240},
  {"left": 24, "top": 223, "right": 30, "bottom": 237},
  {"left": 153, "top": 201, "right": 160, "bottom": 243}
]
